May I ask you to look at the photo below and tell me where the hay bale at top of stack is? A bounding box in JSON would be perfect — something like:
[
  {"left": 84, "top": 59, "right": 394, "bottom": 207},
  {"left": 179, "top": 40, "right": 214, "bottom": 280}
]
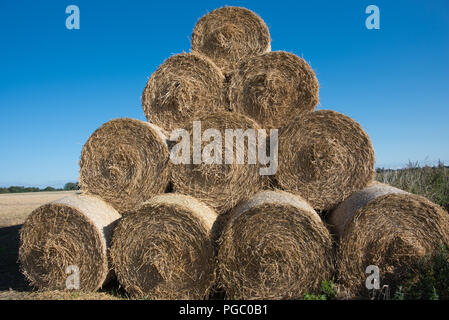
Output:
[
  {"left": 217, "top": 190, "right": 334, "bottom": 299},
  {"left": 110, "top": 194, "right": 217, "bottom": 299},
  {"left": 330, "top": 183, "right": 449, "bottom": 296},
  {"left": 229, "top": 51, "right": 319, "bottom": 129},
  {"left": 142, "top": 52, "right": 227, "bottom": 132},
  {"left": 170, "top": 111, "right": 266, "bottom": 215},
  {"left": 79, "top": 118, "right": 169, "bottom": 214},
  {"left": 19, "top": 194, "right": 121, "bottom": 292},
  {"left": 276, "top": 110, "right": 375, "bottom": 211},
  {"left": 191, "top": 6, "right": 271, "bottom": 75}
]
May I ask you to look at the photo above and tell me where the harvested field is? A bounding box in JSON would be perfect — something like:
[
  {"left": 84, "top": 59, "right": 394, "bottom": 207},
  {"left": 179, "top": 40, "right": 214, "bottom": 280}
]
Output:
[
  {"left": 0, "top": 290, "right": 118, "bottom": 300},
  {"left": 0, "top": 191, "right": 76, "bottom": 227}
]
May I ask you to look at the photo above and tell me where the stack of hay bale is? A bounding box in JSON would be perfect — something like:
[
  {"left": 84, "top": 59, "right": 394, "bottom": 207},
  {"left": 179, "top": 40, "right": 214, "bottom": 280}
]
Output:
[{"left": 19, "top": 6, "right": 449, "bottom": 299}]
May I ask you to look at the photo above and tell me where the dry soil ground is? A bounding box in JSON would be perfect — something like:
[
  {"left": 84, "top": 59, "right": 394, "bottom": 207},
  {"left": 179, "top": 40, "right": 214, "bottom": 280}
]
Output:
[{"left": 0, "top": 191, "right": 119, "bottom": 300}]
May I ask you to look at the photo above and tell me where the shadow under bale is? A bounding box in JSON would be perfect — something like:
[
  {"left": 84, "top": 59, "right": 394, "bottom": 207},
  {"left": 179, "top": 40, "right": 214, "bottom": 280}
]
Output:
[{"left": 0, "top": 224, "right": 30, "bottom": 291}]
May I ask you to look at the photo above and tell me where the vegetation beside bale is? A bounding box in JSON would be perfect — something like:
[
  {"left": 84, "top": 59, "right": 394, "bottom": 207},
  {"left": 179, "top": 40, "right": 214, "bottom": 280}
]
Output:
[
  {"left": 303, "top": 280, "right": 337, "bottom": 300},
  {"left": 391, "top": 245, "right": 449, "bottom": 300},
  {"left": 376, "top": 161, "right": 449, "bottom": 210}
]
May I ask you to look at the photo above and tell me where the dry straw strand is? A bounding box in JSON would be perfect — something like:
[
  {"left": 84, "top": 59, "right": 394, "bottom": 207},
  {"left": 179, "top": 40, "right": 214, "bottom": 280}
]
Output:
[
  {"left": 170, "top": 111, "right": 266, "bottom": 215},
  {"left": 276, "top": 110, "right": 375, "bottom": 211},
  {"left": 331, "top": 183, "right": 449, "bottom": 296},
  {"left": 142, "top": 52, "right": 227, "bottom": 131},
  {"left": 217, "top": 190, "right": 334, "bottom": 299},
  {"left": 229, "top": 51, "right": 319, "bottom": 129},
  {"left": 191, "top": 6, "right": 271, "bottom": 75},
  {"left": 79, "top": 118, "right": 170, "bottom": 214},
  {"left": 110, "top": 194, "right": 218, "bottom": 299},
  {"left": 19, "top": 193, "right": 121, "bottom": 291}
]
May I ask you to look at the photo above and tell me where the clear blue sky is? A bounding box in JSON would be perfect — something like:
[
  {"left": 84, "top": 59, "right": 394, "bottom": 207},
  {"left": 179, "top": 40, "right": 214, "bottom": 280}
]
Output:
[{"left": 1, "top": 0, "right": 448, "bottom": 187}]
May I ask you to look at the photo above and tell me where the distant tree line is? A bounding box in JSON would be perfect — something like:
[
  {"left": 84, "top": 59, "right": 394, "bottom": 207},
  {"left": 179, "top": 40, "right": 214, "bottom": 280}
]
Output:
[{"left": 0, "top": 182, "right": 79, "bottom": 194}]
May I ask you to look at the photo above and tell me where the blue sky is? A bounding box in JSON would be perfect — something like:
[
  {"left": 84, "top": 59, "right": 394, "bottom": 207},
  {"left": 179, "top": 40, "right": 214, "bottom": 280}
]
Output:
[{"left": 0, "top": 0, "right": 448, "bottom": 187}]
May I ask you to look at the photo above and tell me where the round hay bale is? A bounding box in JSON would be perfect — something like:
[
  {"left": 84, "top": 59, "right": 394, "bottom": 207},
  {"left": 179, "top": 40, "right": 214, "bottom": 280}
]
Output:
[
  {"left": 331, "top": 184, "right": 449, "bottom": 296},
  {"left": 110, "top": 194, "right": 218, "bottom": 299},
  {"left": 229, "top": 51, "right": 319, "bottom": 129},
  {"left": 217, "top": 190, "right": 334, "bottom": 299},
  {"left": 79, "top": 118, "right": 170, "bottom": 214},
  {"left": 19, "top": 194, "right": 121, "bottom": 291},
  {"left": 191, "top": 6, "right": 271, "bottom": 75},
  {"left": 329, "top": 182, "right": 407, "bottom": 237},
  {"left": 141, "top": 52, "right": 227, "bottom": 131},
  {"left": 276, "top": 110, "right": 375, "bottom": 211},
  {"left": 170, "top": 111, "right": 265, "bottom": 215}
]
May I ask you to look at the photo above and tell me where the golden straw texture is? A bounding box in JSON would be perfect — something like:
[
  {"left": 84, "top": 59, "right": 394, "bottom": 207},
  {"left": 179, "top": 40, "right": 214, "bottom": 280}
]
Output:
[
  {"left": 170, "top": 111, "right": 266, "bottom": 214},
  {"left": 19, "top": 194, "right": 121, "bottom": 291},
  {"left": 142, "top": 52, "right": 227, "bottom": 131},
  {"left": 79, "top": 118, "right": 170, "bottom": 214},
  {"left": 229, "top": 51, "right": 319, "bottom": 129},
  {"left": 191, "top": 6, "right": 271, "bottom": 75},
  {"left": 276, "top": 110, "right": 375, "bottom": 211},
  {"left": 331, "top": 185, "right": 449, "bottom": 296},
  {"left": 110, "top": 194, "right": 217, "bottom": 299},
  {"left": 218, "top": 190, "right": 334, "bottom": 299}
]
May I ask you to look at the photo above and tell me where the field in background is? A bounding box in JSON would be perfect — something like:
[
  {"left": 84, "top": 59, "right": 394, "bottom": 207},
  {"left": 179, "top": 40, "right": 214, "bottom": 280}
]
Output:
[{"left": 0, "top": 191, "right": 76, "bottom": 227}]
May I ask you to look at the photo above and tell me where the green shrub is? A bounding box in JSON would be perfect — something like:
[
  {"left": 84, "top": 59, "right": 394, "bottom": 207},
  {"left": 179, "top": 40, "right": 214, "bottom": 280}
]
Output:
[
  {"left": 303, "top": 280, "right": 337, "bottom": 300},
  {"left": 64, "top": 182, "right": 79, "bottom": 190},
  {"left": 303, "top": 293, "right": 327, "bottom": 300},
  {"left": 393, "top": 245, "right": 449, "bottom": 300}
]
